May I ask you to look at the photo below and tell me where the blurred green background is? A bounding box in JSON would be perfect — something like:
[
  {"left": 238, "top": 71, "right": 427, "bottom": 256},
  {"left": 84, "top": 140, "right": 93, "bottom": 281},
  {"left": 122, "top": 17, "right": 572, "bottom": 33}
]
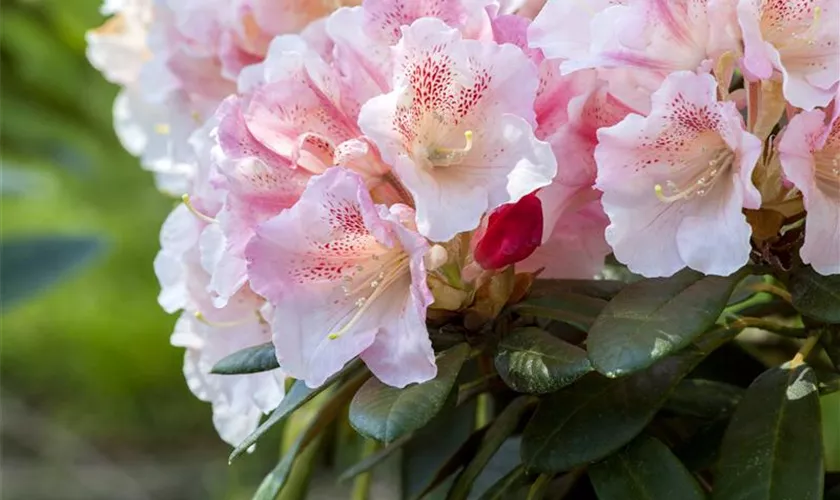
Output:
[{"left": 0, "top": 1, "right": 277, "bottom": 498}]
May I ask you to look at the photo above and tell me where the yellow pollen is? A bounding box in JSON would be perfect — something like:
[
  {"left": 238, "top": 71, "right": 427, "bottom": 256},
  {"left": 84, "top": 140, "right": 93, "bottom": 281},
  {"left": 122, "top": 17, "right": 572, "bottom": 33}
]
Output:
[
  {"left": 182, "top": 194, "right": 219, "bottom": 224},
  {"left": 429, "top": 130, "right": 474, "bottom": 167},
  {"left": 155, "top": 123, "right": 171, "bottom": 135}
]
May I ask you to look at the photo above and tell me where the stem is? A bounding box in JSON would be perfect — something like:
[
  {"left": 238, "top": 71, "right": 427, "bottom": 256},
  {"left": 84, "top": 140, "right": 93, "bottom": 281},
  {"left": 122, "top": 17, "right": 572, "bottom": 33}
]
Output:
[
  {"left": 747, "top": 80, "right": 759, "bottom": 132},
  {"left": 790, "top": 330, "right": 824, "bottom": 368},
  {"left": 747, "top": 283, "right": 792, "bottom": 303},
  {"left": 351, "top": 439, "right": 379, "bottom": 500},
  {"left": 725, "top": 317, "right": 807, "bottom": 338},
  {"left": 527, "top": 473, "right": 553, "bottom": 500}
]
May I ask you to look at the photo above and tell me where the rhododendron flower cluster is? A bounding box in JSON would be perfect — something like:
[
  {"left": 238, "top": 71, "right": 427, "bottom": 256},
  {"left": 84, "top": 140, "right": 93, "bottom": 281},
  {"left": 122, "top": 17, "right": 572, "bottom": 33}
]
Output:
[{"left": 88, "top": 0, "right": 839, "bottom": 446}]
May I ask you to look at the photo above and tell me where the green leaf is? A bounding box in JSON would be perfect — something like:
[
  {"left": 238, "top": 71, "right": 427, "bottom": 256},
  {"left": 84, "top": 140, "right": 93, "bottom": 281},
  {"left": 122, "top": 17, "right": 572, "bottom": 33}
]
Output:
[
  {"left": 211, "top": 342, "right": 279, "bottom": 375},
  {"left": 253, "top": 369, "right": 369, "bottom": 500},
  {"left": 477, "top": 465, "right": 528, "bottom": 500},
  {"left": 713, "top": 365, "right": 824, "bottom": 500},
  {"left": 528, "top": 279, "right": 627, "bottom": 301},
  {"left": 589, "top": 435, "right": 704, "bottom": 500},
  {"left": 664, "top": 379, "right": 743, "bottom": 420},
  {"left": 587, "top": 268, "right": 744, "bottom": 377},
  {"left": 511, "top": 293, "right": 607, "bottom": 332},
  {"left": 350, "top": 343, "right": 470, "bottom": 443},
  {"left": 790, "top": 266, "right": 840, "bottom": 323},
  {"left": 1, "top": 235, "right": 104, "bottom": 309},
  {"left": 494, "top": 328, "right": 592, "bottom": 394},
  {"left": 447, "top": 396, "right": 536, "bottom": 500},
  {"left": 521, "top": 324, "right": 739, "bottom": 473},
  {"left": 231, "top": 361, "right": 364, "bottom": 461}
]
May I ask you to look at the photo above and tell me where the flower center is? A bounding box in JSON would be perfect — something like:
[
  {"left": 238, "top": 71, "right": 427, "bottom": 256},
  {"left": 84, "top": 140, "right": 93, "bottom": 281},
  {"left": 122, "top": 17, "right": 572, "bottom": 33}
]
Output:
[
  {"left": 814, "top": 149, "right": 840, "bottom": 199},
  {"left": 328, "top": 253, "right": 409, "bottom": 340},
  {"left": 655, "top": 148, "right": 734, "bottom": 203},
  {"left": 428, "top": 130, "right": 474, "bottom": 167}
]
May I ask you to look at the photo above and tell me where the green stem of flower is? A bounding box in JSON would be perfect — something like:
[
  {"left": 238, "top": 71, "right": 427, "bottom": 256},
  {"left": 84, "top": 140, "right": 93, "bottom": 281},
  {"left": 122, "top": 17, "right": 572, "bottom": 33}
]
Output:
[
  {"left": 747, "top": 283, "right": 792, "bottom": 303},
  {"left": 351, "top": 439, "right": 379, "bottom": 500}
]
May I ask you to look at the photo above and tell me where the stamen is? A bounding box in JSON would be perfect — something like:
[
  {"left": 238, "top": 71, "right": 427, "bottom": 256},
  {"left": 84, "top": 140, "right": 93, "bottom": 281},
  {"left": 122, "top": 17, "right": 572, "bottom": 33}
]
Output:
[
  {"left": 327, "top": 258, "right": 408, "bottom": 340},
  {"left": 654, "top": 149, "right": 733, "bottom": 203},
  {"left": 182, "top": 194, "right": 219, "bottom": 224},
  {"left": 793, "top": 6, "right": 822, "bottom": 46},
  {"left": 155, "top": 123, "right": 171, "bottom": 135},
  {"left": 429, "top": 131, "right": 474, "bottom": 167},
  {"left": 194, "top": 311, "right": 253, "bottom": 328}
]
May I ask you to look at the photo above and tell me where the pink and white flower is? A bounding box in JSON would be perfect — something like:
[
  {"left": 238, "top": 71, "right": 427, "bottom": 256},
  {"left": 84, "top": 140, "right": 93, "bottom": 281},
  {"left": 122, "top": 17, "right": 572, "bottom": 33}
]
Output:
[
  {"left": 594, "top": 71, "right": 763, "bottom": 277},
  {"left": 327, "top": 0, "right": 497, "bottom": 105},
  {"left": 171, "top": 305, "right": 285, "bottom": 447},
  {"left": 359, "top": 17, "right": 556, "bottom": 242},
  {"left": 738, "top": 0, "right": 840, "bottom": 110},
  {"left": 246, "top": 168, "right": 436, "bottom": 388},
  {"left": 779, "top": 96, "right": 840, "bottom": 274},
  {"left": 530, "top": 0, "right": 741, "bottom": 110}
]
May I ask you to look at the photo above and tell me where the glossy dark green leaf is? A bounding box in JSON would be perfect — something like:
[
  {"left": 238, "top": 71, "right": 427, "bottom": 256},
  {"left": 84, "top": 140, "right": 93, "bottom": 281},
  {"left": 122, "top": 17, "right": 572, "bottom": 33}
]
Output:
[
  {"left": 664, "top": 378, "right": 743, "bottom": 419},
  {"left": 253, "top": 370, "right": 369, "bottom": 499},
  {"left": 448, "top": 397, "right": 536, "bottom": 500},
  {"left": 790, "top": 266, "right": 840, "bottom": 324},
  {"left": 211, "top": 342, "right": 279, "bottom": 375},
  {"left": 1, "top": 235, "right": 104, "bottom": 309},
  {"left": 713, "top": 365, "right": 824, "bottom": 500},
  {"left": 589, "top": 435, "right": 704, "bottom": 500},
  {"left": 477, "top": 465, "right": 528, "bottom": 500},
  {"left": 350, "top": 343, "right": 470, "bottom": 443},
  {"left": 520, "top": 325, "right": 740, "bottom": 473},
  {"left": 528, "top": 279, "right": 627, "bottom": 301},
  {"left": 512, "top": 293, "right": 607, "bottom": 332},
  {"left": 231, "top": 361, "right": 364, "bottom": 461},
  {"left": 495, "top": 328, "right": 592, "bottom": 394},
  {"left": 587, "top": 268, "right": 744, "bottom": 376}
]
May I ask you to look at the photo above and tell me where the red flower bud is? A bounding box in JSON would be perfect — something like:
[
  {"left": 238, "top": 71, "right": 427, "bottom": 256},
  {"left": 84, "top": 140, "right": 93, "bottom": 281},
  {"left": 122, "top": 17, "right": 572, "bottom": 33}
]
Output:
[{"left": 473, "top": 193, "right": 543, "bottom": 270}]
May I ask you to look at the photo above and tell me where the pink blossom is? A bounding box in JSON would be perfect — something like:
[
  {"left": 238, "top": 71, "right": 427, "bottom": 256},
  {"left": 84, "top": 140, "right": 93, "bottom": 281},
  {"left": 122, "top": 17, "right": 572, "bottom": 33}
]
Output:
[
  {"left": 738, "top": 0, "right": 839, "bottom": 111},
  {"left": 493, "top": 14, "right": 621, "bottom": 277},
  {"left": 201, "top": 96, "right": 312, "bottom": 308},
  {"left": 778, "top": 97, "right": 840, "bottom": 274},
  {"left": 359, "top": 17, "right": 556, "bottom": 242},
  {"left": 529, "top": 0, "right": 626, "bottom": 64},
  {"left": 153, "top": 114, "right": 286, "bottom": 446},
  {"left": 246, "top": 168, "right": 436, "bottom": 388},
  {"left": 531, "top": 0, "right": 740, "bottom": 105},
  {"left": 594, "top": 71, "right": 763, "bottom": 277},
  {"left": 326, "top": 0, "right": 496, "bottom": 106}
]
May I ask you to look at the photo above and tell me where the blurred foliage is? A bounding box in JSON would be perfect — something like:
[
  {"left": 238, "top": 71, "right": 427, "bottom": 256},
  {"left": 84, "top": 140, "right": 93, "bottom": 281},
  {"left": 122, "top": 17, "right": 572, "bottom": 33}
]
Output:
[{"left": 0, "top": 1, "right": 270, "bottom": 498}]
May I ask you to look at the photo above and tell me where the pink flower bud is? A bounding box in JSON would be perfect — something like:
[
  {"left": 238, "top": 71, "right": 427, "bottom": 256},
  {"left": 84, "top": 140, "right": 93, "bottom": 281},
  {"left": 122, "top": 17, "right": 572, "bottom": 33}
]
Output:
[{"left": 474, "top": 193, "right": 543, "bottom": 270}]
